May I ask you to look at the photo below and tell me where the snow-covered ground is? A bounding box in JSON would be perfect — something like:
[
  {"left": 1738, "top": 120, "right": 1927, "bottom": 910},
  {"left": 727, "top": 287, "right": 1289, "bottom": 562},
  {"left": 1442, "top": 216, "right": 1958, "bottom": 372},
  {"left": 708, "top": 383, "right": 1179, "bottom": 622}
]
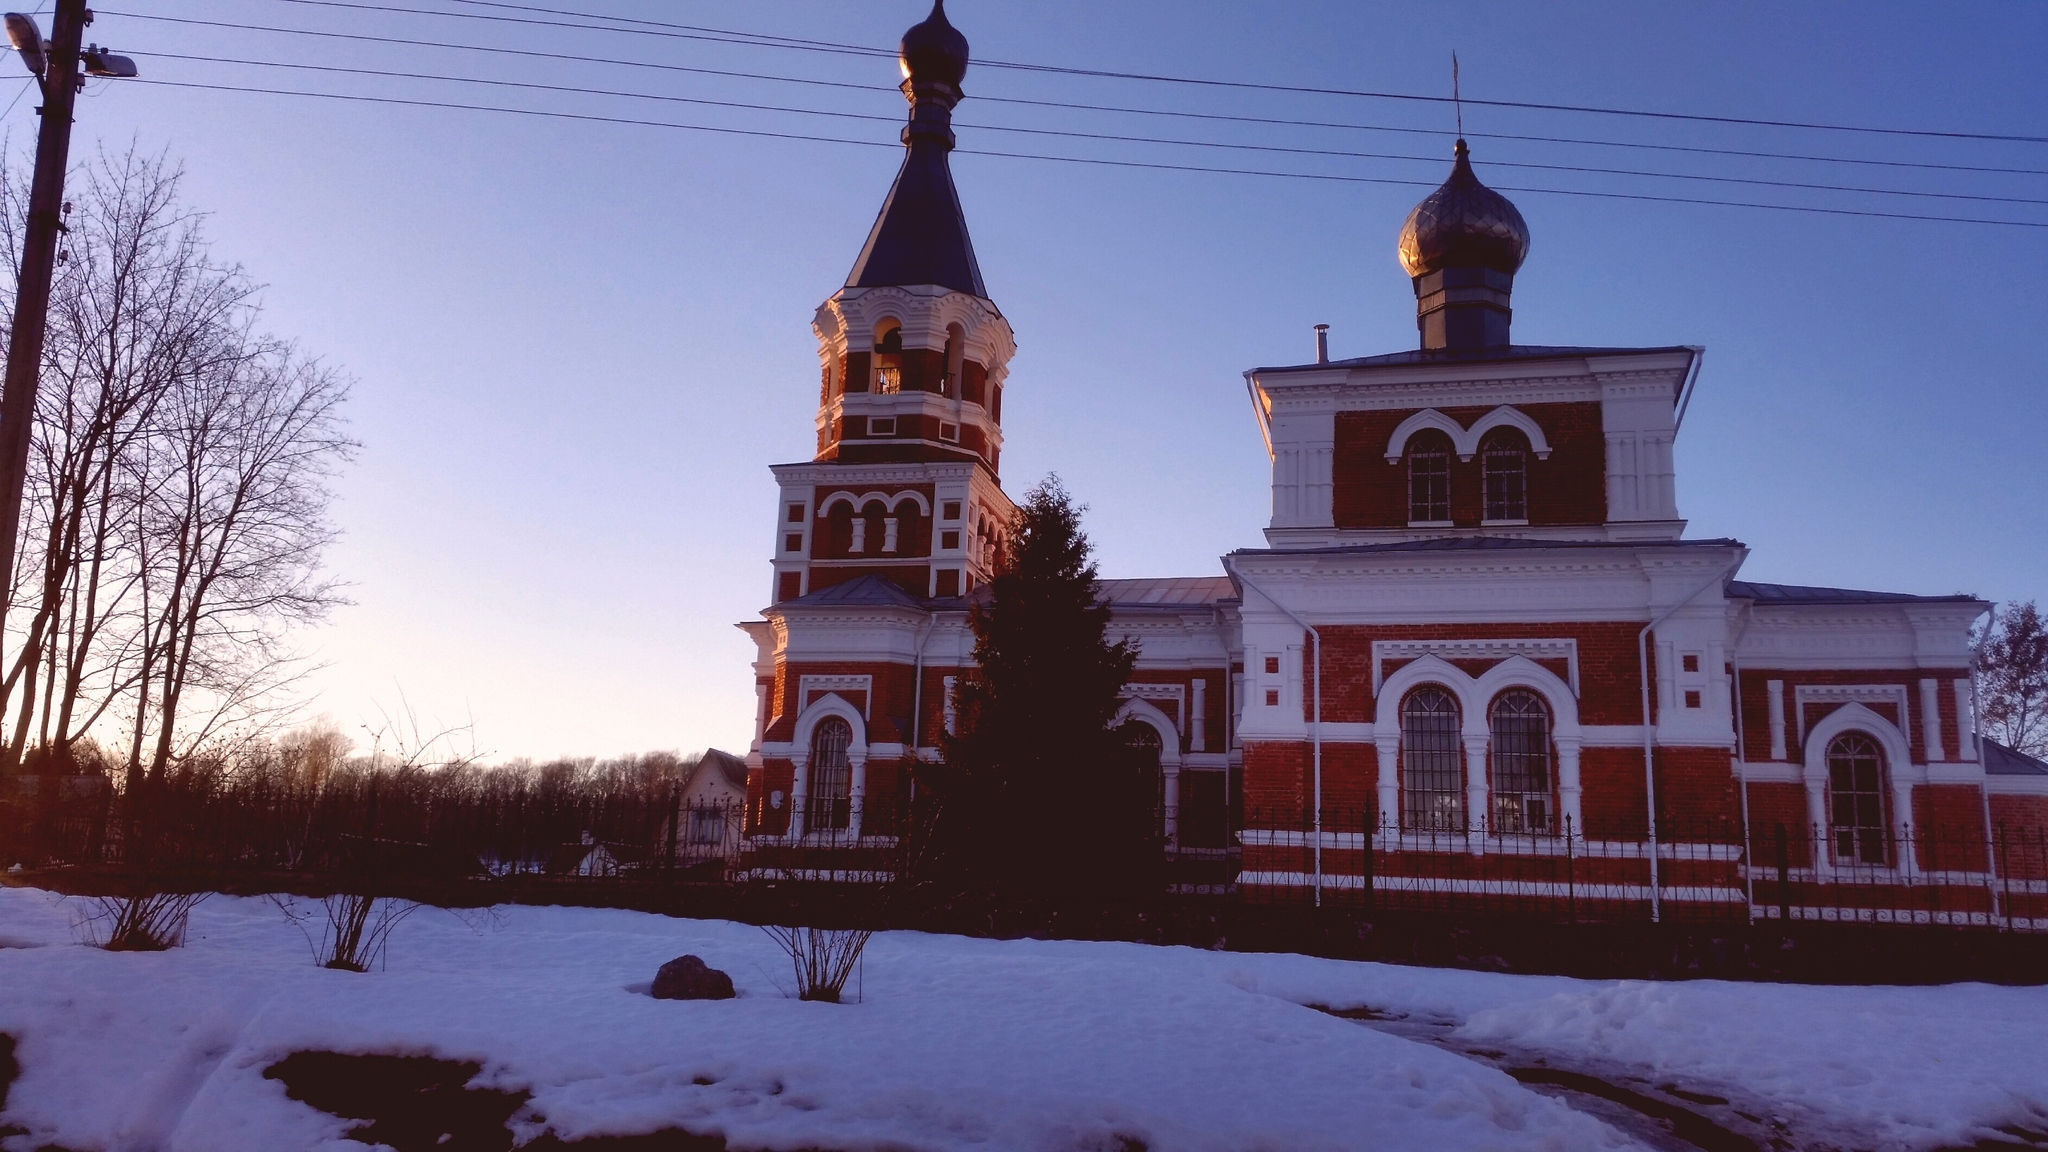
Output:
[{"left": 0, "top": 887, "right": 2044, "bottom": 1151}]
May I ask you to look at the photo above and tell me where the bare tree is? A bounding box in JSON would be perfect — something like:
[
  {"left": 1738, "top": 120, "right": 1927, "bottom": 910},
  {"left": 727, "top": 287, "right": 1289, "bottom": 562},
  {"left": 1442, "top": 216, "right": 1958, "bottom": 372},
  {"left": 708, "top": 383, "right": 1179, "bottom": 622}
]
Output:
[
  {"left": 0, "top": 144, "right": 353, "bottom": 895},
  {"left": 0, "top": 148, "right": 252, "bottom": 773},
  {"left": 1979, "top": 600, "right": 2048, "bottom": 758}
]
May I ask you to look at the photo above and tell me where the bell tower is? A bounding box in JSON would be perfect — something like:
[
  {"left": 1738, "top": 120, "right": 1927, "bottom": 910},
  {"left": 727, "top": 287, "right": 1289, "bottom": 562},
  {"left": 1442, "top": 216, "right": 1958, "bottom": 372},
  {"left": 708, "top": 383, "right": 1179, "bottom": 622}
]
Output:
[{"left": 768, "top": 0, "right": 1016, "bottom": 605}]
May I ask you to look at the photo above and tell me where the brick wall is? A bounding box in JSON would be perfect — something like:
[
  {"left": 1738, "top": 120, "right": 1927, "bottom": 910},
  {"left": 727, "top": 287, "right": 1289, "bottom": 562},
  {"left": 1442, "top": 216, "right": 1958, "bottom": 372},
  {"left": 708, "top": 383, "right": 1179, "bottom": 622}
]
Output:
[
  {"left": 764, "top": 659, "right": 920, "bottom": 745},
  {"left": 1312, "top": 622, "right": 1648, "bottom": 724},
  {"left": 1243, "top": 740, "right": 1308, "bottom": 823},
  {"left": 1735, "top": 668, "right": 1973, "bottom": 765},
  {"left": 1331, "top": 402, "right": 1606, "bottom": 529}
]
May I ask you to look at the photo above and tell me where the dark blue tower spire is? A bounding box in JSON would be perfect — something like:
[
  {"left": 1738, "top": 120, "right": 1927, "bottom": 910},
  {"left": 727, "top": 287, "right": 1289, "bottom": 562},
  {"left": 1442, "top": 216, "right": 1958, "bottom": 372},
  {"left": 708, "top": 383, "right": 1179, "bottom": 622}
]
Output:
[{"left": 845, "top": 1, "right": 987, "bottom": 297}]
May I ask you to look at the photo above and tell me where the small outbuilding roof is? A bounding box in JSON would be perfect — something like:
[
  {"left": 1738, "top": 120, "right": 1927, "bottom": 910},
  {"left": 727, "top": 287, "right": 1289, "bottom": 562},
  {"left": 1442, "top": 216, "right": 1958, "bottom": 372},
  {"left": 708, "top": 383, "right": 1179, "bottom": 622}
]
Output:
[
  {"left": 691, "top": 749, "right": 749, "bottom": 791},
  {"left": 1984, "top": 739, "right": 2048, "bottom": 777}
]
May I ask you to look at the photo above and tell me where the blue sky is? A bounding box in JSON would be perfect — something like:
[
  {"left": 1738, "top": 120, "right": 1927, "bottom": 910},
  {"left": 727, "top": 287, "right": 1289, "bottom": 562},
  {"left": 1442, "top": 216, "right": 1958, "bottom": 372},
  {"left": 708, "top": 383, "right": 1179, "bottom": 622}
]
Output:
[{"left": 54, "top": 1, "right": 2047, "bottom": 758}]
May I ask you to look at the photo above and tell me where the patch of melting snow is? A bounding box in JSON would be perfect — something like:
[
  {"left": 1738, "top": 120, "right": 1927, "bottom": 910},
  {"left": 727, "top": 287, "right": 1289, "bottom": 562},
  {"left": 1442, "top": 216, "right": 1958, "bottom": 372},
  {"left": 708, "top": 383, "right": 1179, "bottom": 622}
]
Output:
[{"left": 1324, "top": 1005, "right": 1785, "bottom": 1152}]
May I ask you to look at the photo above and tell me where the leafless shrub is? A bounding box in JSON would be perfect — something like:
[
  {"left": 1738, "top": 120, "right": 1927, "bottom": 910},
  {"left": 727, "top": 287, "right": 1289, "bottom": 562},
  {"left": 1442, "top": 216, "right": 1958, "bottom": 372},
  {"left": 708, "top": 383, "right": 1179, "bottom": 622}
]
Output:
[
  {"left": 761, "top": 924, "right": 873, "bottom": 1003},
  {"left": 77, "top": 891, "right": 205, "bottom": 950},
  {"left": 318, "top": 892, "right": 420, "bottom": 971}
]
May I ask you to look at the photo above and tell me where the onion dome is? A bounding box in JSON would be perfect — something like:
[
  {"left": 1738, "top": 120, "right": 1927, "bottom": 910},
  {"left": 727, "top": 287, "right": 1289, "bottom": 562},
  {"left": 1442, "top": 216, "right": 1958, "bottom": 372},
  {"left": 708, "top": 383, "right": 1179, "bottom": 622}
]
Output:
[
  {"left": 1397, "top": 139, "right": 1530, "bottom": 278},
  {"left": 899, "top": 0, "right": 968, "bottom": 88}
]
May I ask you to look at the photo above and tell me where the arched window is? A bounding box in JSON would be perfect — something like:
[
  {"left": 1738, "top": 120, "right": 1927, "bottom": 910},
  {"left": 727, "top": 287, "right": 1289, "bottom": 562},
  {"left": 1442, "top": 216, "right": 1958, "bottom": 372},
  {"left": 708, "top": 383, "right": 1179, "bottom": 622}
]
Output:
[
  {"left": 1407, "top": 433, "right": 1451, "bottom": 524},
  {"left": 1401, "top": 687, "right": 1462, "bottom": 832},
  {"left": 807, "top": 717, "right": 853, "bottom": 834},
  {"left": 1119, "top": 720, "right": 1165, "bottom": 838},
  {"left": 943, "top": 322, "right": 965, "bottom": 398},
  {"left": 1489, "top": 691, "right": 1551, "bottom": 833},
  {"left": 1482, "top": 432, "right": 1528, "bottom": 522},
  {"left": 1827, "top": 732, "right": 1888, "bottom": 865},
  {"left": 874, "top": 321, "right": 903, "bottom": 394}
]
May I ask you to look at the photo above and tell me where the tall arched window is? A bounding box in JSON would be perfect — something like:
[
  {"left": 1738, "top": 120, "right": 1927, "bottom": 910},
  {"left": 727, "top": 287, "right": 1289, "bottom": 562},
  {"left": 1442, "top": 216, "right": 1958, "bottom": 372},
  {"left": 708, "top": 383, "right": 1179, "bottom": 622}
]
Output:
[
  {"left": 807, "top": 717, "right": 853, "bottom": 834},
  {"left": 1118, "top": 720, "right": 1165, "bottom": 839},
  {"left": 943, "top": 322, "right": 965, "bottom": 398},
  {"left": 874, "top": 321, "right": 903, "bottom": 394},
  {"left": 1482, "top": 432, "right": 1528, "bottom": 522},
  {"left": 1489, "top": 691, "right": 1551, "bottom": 833},
  {"left": 1827, "top": 732, "right": 1888, "bottom": 865},
  {"left": 1401, "top": 688, "right": 1462, "bottom": 832},
  {"left": 1407, "top": 432, "right": 1452, "bottom": 523}
]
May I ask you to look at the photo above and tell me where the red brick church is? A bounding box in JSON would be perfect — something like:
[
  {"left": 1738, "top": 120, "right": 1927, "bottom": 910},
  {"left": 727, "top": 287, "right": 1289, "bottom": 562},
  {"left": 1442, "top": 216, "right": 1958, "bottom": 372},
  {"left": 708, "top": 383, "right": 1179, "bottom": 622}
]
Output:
[{"left": 737, "top": 3, "right": 2046, "bottom": 923}]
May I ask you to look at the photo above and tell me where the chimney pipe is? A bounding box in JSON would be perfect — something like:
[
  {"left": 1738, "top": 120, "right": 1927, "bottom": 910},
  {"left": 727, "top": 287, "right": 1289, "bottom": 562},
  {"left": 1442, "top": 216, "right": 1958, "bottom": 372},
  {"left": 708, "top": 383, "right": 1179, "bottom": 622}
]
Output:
[{"left": 1314, "top": 323, "right": 1329, "bottom": 365}]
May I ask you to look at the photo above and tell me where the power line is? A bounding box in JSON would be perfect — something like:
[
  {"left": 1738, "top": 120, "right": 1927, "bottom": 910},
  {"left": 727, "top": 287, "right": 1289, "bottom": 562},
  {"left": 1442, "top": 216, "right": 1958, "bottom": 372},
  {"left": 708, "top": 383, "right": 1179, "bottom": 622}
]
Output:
[
  {"left": 235, "top": 0, "right": 2048, "bottom": 144},
  {"left": 105, "top": 12, "right": 2048, "bottom": 177},
  {"left": 131, "top": 78, "right": 2048, "bottom": 229},
  {"left": 141, "top": 51, "right": 2048, "bottom": 208}
]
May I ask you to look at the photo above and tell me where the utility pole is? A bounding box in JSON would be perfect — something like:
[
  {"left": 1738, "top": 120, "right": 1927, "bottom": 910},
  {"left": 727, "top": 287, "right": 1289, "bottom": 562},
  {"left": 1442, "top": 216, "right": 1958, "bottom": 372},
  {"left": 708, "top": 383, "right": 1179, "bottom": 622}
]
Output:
[{"left": 0, "top": 2, "right": 133, "bottom": 622}]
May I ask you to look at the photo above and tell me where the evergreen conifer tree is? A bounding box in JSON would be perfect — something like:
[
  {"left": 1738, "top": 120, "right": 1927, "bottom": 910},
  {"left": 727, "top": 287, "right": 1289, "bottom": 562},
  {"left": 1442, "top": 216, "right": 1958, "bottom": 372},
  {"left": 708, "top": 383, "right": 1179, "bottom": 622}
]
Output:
[{"left": 931, "top": 477, "right": 1141, "bottom": 897}]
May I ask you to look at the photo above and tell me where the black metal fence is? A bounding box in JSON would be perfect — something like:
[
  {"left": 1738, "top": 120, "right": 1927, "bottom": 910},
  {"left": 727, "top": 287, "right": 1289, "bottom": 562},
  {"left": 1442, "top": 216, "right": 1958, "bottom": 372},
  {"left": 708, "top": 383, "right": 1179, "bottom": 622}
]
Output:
[{"left": 5, "top": 780, "right": 2044, "bottom": 932}]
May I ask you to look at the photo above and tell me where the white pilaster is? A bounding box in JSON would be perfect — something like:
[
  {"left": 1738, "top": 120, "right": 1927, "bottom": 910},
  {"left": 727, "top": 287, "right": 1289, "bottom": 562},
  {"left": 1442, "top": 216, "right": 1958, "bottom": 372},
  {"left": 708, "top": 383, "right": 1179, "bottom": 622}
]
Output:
[
  {"left": 1374, "top": 735, "right": 1401, "bottom": 837},
  {"left": 752, "top": 683, "right": 769, "bottom": 752},
  {"left": 1954, "top": 679, "right": 1977, "bottom": 761},
  {"left": 1464, "top": 735, "right": 1490, "bottom": 842},
  {"left": 1191, "top": 678, "right": 1208, "bottom": 752},
  {"left": 1918, "top": 678, "right": 1943, "bottom": 762},
  {"left": 787, "top": 751, "right": 811, "bottom": 842},
  {"left": 1557, "top": 737, "right": 1583, "bottom": 837},
  {"left": 847, "top": 749, "right": 868, "bottom": 840}
]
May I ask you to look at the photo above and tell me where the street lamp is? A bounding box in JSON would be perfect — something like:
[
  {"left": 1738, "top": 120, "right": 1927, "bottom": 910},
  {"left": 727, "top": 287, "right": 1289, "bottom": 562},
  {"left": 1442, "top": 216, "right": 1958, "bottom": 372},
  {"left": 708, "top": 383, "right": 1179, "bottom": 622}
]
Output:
[{"left": 5, "top": 13, "right": 43, "bottom": 83}]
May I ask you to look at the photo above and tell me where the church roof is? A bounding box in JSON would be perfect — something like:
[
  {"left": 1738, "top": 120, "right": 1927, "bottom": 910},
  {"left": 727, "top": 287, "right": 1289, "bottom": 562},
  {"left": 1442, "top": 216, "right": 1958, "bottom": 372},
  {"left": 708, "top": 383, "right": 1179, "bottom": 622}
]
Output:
[
  {"left": 1984, "top": 739, "right": 2048, "bottom": 776},
  {"left": 1099, "top": 576, "right": 1236, "bottom": 610},
  {"left": 1252, "top": 344, "right": 1695, "bottom": 375},
  {"left": 1231, "top": 536, "right": 1743, "bottom": 558},
  {"left": 775, "top": 574, "right": 929, "bottom": 609},
  {"left": 1727, "top": 580, "right": 1982, "bottom": 605},
  {"left": 846, "top": 144, "right": 987, "bottom": 296}
]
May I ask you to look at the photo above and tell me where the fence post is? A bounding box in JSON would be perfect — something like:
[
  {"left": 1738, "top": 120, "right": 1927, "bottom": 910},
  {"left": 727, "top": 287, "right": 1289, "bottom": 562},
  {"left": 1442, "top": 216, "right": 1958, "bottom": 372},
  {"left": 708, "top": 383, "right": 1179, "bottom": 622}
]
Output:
[
  {"left": 1565, "top": 814, "right": 1576, "bottom": 924},
  {"left": 1775, "top": 823, "right": 1790, "bottom": 925},
  {"left": 1999, "top": 824, "right": 2014, "bottom": 933},
  {"left": 666, "top": 784, "right": 680, "bottom": 872},
  {"left": 1361, "top": 809, "right": 1374, "bottom": 913}
]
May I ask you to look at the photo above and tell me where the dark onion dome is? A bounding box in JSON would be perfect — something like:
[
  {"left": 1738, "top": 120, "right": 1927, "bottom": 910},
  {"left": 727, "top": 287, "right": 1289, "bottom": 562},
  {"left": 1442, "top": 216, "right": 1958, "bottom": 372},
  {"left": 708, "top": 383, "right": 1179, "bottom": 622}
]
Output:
[
  {"left": 899, "top": 0, "right": 968, "bottom": 87},
  {"left": 1397, "top": 139, "right": 1530, "bottom": 279}
]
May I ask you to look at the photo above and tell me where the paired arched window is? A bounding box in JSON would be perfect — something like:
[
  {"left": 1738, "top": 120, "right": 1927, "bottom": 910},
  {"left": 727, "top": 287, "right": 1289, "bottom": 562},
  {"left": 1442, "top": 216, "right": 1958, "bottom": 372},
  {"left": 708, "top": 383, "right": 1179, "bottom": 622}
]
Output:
[
  {"left": 1399, "top": 685, "right": 1557, "bottom": 835},
  {"left": 1482, "top": 432, "right": 1528, "bottom": 522},
  {"left": 1406, "top": 433, "right": 1452, "bottom": 524},
  {"left": 1400, "top": 688, "right": 1462, "bottom": 831},
  {"left": 1489, "top": 691, "right": 1551, "bottom": 833},
  {"left": 807, "top": 717, "right": 853, "bottom": 833},
  {"left": 1826, "top": 732, "right": 1888, "bottom": 865}
]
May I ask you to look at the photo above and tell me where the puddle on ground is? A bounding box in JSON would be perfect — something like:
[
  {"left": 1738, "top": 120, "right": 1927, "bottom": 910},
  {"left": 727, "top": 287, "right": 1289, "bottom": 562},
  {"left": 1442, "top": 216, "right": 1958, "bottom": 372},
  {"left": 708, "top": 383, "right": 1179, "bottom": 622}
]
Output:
[{"left": 264, "top": 1051, "right": 730, "bottom": 1151}]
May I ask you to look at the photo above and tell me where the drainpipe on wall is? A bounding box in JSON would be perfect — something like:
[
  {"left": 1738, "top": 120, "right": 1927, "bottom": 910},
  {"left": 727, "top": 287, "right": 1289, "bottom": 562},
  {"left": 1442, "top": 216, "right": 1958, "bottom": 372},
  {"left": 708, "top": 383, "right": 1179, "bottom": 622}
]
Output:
[
  {"left": 1226, "top": 556, "right": 1324, "bottom": 907},
  {"left": 908, "top": 614, "right": 938, "bottom": 801},
  {"left": 1974, "top": 603, "right": 2000, "bottom": 924},
  {"left": 1639, "top": 554, "right": 1746, "bottom": 923}
]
